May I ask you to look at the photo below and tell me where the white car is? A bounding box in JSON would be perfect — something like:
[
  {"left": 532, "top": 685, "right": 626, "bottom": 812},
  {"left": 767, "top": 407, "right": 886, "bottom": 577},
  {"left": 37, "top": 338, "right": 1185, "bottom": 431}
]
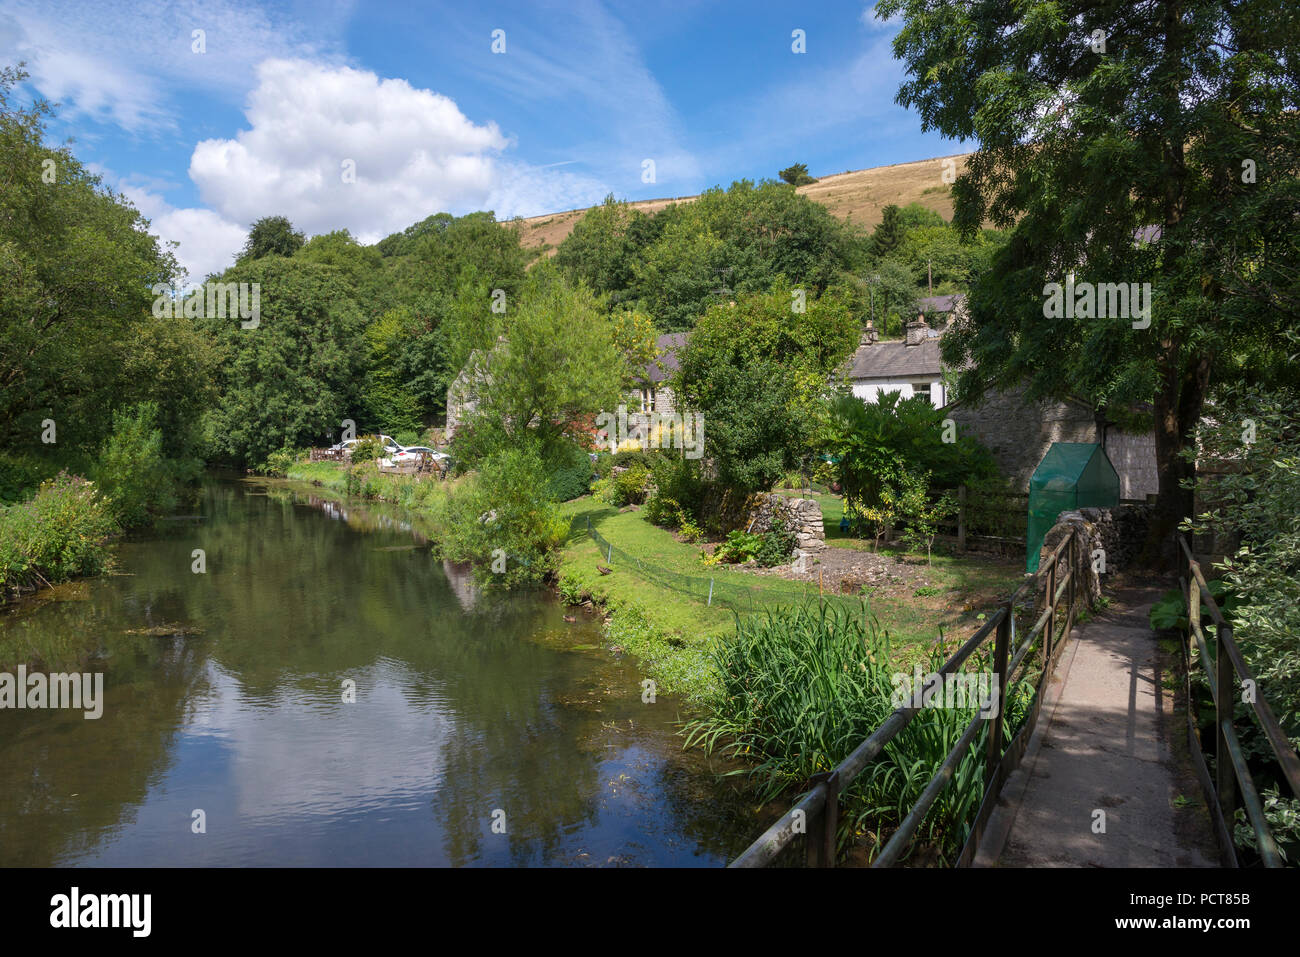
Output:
[
  {"left": 382, "top": 447, "right": 449, "bottom": 469},
  {"left": 331, "top": 434, "right": 402, "bottom": 458}
]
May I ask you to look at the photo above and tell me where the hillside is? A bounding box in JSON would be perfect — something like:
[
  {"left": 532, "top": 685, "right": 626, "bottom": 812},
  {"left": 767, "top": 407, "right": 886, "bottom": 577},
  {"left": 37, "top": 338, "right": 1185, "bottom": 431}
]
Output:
[{"left": 509, "top": 152, "right": 974, "bottom": 254}]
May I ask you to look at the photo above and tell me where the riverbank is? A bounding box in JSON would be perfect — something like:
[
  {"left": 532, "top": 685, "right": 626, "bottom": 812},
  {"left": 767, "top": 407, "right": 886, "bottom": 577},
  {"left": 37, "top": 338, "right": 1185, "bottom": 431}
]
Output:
[
  {"left": 281, "top": 460, "right": 1025, "bottom": 710},
  {"left": 0, "top": 474, "right": 119, "bottom": 608}
]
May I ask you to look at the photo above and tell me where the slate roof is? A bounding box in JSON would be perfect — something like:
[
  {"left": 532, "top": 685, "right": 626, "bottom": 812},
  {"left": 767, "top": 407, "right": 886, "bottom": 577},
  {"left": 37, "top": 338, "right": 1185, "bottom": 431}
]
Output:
[
  {"left": 845, "top": 337, "right": 944, "bottom": 379},
  {"left": 644, "top": 332, "right": 688, "bottom": 384},
  {"left": 917, "top": 294, "right": 965, "bottom": 315}
]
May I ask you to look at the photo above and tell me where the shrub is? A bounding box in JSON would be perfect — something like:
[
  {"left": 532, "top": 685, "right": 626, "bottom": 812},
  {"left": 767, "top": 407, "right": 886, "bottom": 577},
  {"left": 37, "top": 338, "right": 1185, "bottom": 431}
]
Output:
[
  {"left": 755, "top": 516, "right": 797, "bottom": 567},
  {"left": 350, "top": 435, "right": 385, "bottom": 463},
  {"left": 597, "top": 464, "right": 653, "bottom": 507},
  {"left": 545, "top": 443, "right": 595, "bottom": 502},
  {"left": 258, "top": 446, "right": 302, "bottom": 477},
  {"left": 94, "top": 402, "right": 178, "bottom": 527},
  {"left": 0, "top": 473, "right": 118, "bottom": 594},
  {"left": 437, "top": 447, "right": 568, "bottom": 586}
]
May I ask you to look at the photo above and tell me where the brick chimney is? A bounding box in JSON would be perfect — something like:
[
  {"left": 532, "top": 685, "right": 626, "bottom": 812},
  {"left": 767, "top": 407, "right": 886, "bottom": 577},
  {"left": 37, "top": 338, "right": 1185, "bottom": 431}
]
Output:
[
  {"left": 860, "top": 319, "right": 879, "bottom": 346},
  {"left": 905, "top": 313, "right": 929, "bottom": 347}
]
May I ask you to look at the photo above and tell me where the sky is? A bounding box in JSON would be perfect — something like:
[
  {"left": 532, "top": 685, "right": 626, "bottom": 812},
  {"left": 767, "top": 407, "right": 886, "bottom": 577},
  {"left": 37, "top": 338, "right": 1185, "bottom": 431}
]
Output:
[{"left": 0, "top": 0, "right": 962, "bottom": 283}]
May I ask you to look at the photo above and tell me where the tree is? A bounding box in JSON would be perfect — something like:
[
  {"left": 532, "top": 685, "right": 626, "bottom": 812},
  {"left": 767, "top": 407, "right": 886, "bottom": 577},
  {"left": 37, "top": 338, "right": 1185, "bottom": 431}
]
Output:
[
  {"left": 880, "top": 0, "right": 1300, "bottom": 564},
  {"left": 674, "top": 283, "right": 858, "bottom": 495},
  {"left": 449, "top": 267, "right": 632, "bottom": 465},
  {"left": 0, "top": 65, "right": 207, "bottom": 476},
  {"left": 238, "top": 215, "right": 305, "bottom": 262},
  {"left": 779, "top": 163, "right": 817, "bottom": 186},
  {"left": 198, "top": 257, "right": 368, "bottom": 465},
  {"left": 869, "top": 204, "right": 906, "bottom": 259}
]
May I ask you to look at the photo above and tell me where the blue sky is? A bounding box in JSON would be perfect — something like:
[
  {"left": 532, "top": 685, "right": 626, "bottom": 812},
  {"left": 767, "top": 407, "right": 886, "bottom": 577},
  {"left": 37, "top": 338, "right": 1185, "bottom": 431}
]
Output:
[{"left": 0, "top": 0, "right": 961, "bottom": 282}]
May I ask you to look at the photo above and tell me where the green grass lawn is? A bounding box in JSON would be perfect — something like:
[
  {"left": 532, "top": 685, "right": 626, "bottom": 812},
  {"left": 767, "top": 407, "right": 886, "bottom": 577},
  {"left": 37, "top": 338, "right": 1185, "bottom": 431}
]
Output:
[{"left": 557, "top": 494, "right": 1026, "bottom": 702}]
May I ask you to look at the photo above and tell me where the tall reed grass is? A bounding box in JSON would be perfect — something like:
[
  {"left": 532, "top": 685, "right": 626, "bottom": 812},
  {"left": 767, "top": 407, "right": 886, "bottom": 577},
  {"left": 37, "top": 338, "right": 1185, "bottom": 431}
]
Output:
[{"left": 686, "top": 601, "right": 1031, "bottom": 862}]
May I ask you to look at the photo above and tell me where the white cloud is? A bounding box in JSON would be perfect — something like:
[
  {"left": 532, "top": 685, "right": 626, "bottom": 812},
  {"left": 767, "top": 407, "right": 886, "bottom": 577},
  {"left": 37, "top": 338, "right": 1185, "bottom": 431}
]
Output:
[
  {"left": 124, "top": 184, "right": 247, "bottom": 286},
  {"left": 0, "top": 0, "right": 353, "bottom": 132},
  {"left": 189, "top": 58, "right": 608, "bottom": 241}
]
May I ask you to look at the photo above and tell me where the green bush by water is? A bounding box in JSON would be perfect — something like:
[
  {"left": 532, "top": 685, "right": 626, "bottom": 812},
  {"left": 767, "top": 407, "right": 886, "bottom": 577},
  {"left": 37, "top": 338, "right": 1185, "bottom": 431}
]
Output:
[{"left": 0, "top": 473, "right": 118, "bottom": 597}]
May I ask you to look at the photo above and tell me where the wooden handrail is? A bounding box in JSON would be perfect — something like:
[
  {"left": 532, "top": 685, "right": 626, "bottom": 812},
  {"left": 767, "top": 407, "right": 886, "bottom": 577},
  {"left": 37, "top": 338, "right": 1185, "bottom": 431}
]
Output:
[
  {"left": 730, "top": 526, "right": 1084, "bottom": 867},
  {"left": 1178, "top": 536, "right": 1300, "bottom": 867}
]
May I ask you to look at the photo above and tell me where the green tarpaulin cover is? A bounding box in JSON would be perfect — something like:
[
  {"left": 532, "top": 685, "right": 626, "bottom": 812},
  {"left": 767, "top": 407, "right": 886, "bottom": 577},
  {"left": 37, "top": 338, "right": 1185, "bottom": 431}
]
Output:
[{"left": 1025, "top": 442, "right": 1120, "bottom": 573}]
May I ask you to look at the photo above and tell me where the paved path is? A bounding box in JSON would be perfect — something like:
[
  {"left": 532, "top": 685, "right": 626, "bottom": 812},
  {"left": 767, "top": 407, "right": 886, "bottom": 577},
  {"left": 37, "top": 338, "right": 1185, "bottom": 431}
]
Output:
[{"left": 975, "top": 588, "right": 1221, "bottom": 867}]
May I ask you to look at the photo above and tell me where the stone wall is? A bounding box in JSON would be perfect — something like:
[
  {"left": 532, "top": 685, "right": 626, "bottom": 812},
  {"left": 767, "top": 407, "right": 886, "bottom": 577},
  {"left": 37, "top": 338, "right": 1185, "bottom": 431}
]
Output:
[
  {"left": 947, "top": 387, "right": 1158, "bottom": 500},
  {"left": 1036, "top": 503, "right": 1155, "bottom": 609},
  {"left": 947, "top": 388, "right": 1097, "bottom": 491},
  {"left": 1078, "top": 504, "right": 1154, "bottom": 574},
  {"left": 747, "top": 493, "right": 825, "bottom": 552}
]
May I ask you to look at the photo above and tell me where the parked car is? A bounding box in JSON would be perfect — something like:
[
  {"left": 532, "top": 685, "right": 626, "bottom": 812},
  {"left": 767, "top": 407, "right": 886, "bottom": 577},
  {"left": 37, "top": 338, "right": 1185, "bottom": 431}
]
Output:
[
  {"left": 330, "top": 434, "right": 402, "bottom": 458},
  {"left": 382, "top": 446, "right": 449, "bottom": 469}
]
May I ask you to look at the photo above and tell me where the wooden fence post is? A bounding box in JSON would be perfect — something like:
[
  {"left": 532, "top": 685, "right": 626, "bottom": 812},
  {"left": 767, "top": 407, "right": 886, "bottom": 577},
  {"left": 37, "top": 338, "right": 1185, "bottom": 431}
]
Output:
[
  {"left": 957, "top": 485, "right": 968, "bottom": 552},
  {"left": 1216, "top": 622, "right": 1237, "bottom": 824},
  {"left": 985, "top": 601, "right": 1012, "bottom": 789}
]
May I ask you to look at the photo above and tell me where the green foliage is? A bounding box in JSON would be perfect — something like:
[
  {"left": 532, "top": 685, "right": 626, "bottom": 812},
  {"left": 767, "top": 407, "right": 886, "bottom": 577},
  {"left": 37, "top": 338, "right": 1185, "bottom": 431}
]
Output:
[
  {"left": 93, "top": 403, "right": 180, "bottom": 527},
  {"left": 880, "top": 0, "right": 1300, "bottom": 550},
  {"left": 544, "top": 443, "right": 595, "bottom": 502},
  {"left": 778, "top": 163, "right": 817, "bottom": 186},
  {"left": 823, "top": 390, "right": 999, "bottom": 514},
  {"left": 870, "top": 204, "right": 906, "bottom": 258},
  {"left": 0, "top": 473, "right": 118, "bottom": 596},
  {"left": 556, "top": 180, "right": 867, "bottom": 331},
  {"left": 238, "top": 215, "right": 305, "bottom": 262},
  {"left": 897, "top": 478, "right": 956, "bottom": 565},
  {"left": 596, "top": 464, "right": 652, "bottom": 507},
  {"left": 755, "top": 516, "right": 796, "bottom": 567},
  {"left": 449, "top": 266, "right": 631, "bottom": 469},
  {"left": 349, "top": 436, "right": 385, "bottom": 464},
  {"left": 257, "top": 447, "right": 303, "bottom": 478},
  {"left": 684, "top": 603, "right": 1002, "bottom": 860},
  {"left": 437, "top": 448, "right": 568, "bottom": 586},
  {"left": 1184, "top": 387, "right": 1300, "bottom": 738},
  {"left": 0, "top": 66, "right": 209, "bottom": 468},
  {"left": 703, "top": 529, "right": 765, "bottom": 566},
  {"left": 675, "top": 282, "right": 859, "bottom": 496}
]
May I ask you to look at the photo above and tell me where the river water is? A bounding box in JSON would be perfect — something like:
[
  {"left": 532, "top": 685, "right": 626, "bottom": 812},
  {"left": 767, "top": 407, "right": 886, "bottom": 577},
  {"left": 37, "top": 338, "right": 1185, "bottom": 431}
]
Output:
[{"left": 0, "top": 479, "right": 763, "bottom": 866}]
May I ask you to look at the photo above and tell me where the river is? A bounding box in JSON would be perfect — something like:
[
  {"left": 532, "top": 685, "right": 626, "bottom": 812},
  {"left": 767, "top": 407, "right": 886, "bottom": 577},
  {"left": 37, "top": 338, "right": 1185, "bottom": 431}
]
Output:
[{"left": 0, "top": 478, "right": 763, "bottom": 866}]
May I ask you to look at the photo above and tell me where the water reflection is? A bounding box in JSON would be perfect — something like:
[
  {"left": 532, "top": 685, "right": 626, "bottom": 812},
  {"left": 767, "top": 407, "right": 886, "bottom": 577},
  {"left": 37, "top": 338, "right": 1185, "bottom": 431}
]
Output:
[{"left": 0, "top": 479, "right": 762, "bottom": 866}]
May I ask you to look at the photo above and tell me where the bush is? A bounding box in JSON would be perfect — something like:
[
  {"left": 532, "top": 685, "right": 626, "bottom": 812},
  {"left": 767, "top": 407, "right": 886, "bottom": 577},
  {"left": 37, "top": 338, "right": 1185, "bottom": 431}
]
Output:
[
  {"left": 437, "top": 448, "right": 568, "bottom": 586},
  {"left": 597, "top": 464, "right": 653, "bottom": 507},
  {"left": 94, "top": 402, "right": 179, "bottom": 527},
  {"left": 257, "top": 446, "right": 302, "bottom": 477},
  {"left": 756, "top": 516, "right": 796, "bottom": 566},
  {"left": 545, "top": 443, "right": 595, "bottom": 502},
  {"left": 0, "top": 473, "right": 118, "bottom": 595},
  {"left": 350, "top": 435, "right": 385, "bottom": 463}
]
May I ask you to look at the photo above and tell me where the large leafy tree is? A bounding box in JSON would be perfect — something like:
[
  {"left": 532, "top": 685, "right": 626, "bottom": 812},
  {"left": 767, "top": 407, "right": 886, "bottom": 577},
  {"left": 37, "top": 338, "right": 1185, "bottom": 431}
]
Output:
[
  {"left": 238, "top": 215, "right": 305, "bottom": 263},
  {"left": 0, "top": 65, "right": 207, "bottom": 470},
  {"left": 556, "top": 180, "right": 868, "bottom": 331},
  {"left": 198, "top": 257, "right": 368, "bottom": 465},
  {"left": 674, "top": 282, "right": 859, "bottom": 494},
  {"left": 449, "top": 266, "right": 637, "bottom": 464},
  {"left": 879, "top": 0, "right": 1300, "bottom": 562}
]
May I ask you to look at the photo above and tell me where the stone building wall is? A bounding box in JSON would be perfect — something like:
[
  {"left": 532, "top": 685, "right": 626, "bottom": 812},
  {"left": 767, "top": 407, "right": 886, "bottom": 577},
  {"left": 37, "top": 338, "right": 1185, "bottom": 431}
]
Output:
[{"left": 947, "top": 388, "right": 1098, "bottom": 491}]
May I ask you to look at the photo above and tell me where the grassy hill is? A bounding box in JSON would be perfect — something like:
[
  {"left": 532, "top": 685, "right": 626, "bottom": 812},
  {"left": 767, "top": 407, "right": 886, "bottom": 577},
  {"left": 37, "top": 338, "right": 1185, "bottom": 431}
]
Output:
[{"left": 509, "top": 152, "right": 974, "bottom": 254}]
